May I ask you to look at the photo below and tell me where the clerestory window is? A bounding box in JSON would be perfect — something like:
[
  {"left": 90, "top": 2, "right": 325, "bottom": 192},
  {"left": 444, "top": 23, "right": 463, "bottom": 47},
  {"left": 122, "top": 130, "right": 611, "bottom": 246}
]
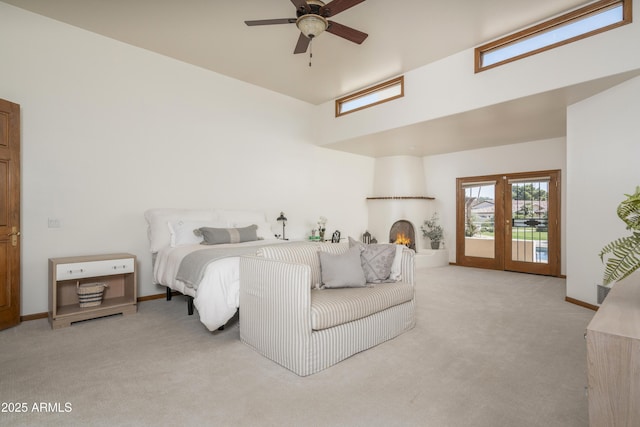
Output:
[
  {"left": 475, "top": 0, "right": 631, "bottom": 72},
  {"left": 335, "top": 76, "right": 404, "bottom": 117}
]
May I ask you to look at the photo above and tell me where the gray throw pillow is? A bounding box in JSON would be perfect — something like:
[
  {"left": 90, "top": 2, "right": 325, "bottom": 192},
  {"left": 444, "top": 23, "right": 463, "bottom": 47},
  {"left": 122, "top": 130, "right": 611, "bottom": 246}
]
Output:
[
  {"left": 319, "top": 246, "right": 367, "bottom": 289},
  {"left": 195, "top": 224, "right": 258, "bottom": 245},
  {"left": 348, "top": 237, "right": 397, "bottom": 283}
]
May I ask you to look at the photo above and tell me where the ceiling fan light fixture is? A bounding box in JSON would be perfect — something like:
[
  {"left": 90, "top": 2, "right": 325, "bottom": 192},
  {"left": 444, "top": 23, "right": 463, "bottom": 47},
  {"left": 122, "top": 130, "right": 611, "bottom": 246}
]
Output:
[{"left": 296, "top": 14, "right": 328, "bottom": 38}]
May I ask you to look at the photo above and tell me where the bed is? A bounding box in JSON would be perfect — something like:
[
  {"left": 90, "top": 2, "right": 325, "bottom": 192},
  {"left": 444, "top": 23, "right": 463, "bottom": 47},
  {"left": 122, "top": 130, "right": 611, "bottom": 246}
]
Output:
[{"left": 144, "top": 208, "right": 284, "bottom": 331}]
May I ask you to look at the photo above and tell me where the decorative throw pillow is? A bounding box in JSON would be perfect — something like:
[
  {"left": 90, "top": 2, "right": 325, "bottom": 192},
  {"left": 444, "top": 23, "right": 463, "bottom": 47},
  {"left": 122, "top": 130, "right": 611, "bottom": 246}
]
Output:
[
  {"left": 168, "top": 220, "right": 227, "bottom": 247},
  {"left": 232, "top": 222, "right": 275, "bottom": 240},
  {"left": 319, "top": 246, "right": 367, "bottom": 289},
  {"left": 348, "top": 237, "right": 398, "bottom": 283},
  {"left": 196, "top": 225, "right": 258, "bottom": 245}
]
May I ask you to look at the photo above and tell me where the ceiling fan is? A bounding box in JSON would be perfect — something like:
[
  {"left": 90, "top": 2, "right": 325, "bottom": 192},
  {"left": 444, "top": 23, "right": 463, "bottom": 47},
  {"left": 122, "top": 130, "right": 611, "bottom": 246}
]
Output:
[{"left": 245, "top": 0, "right": 368, "bottom": 54}]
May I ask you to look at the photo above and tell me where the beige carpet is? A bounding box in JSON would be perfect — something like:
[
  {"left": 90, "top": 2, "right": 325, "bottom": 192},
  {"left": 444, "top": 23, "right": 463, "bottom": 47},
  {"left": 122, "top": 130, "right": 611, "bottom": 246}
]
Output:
[{"left": 0, "top": 265, "right": 594, "bottom": 427}]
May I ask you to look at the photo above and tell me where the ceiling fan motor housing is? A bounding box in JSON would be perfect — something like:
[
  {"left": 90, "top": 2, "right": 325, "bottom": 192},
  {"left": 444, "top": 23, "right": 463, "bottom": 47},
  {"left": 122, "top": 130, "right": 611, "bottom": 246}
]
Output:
[{"left": 296, "top": 0, "right": 327, "bottom": 18}]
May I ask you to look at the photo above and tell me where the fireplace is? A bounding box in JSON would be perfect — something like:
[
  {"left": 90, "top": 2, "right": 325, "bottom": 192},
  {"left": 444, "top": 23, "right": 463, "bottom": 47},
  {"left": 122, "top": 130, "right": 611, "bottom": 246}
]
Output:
[
  {"left": 389, "top": 220, "right": 416, "bottom": 251},
  {"left": 367, "top": 156, "right": 436, "bottom": 254}
]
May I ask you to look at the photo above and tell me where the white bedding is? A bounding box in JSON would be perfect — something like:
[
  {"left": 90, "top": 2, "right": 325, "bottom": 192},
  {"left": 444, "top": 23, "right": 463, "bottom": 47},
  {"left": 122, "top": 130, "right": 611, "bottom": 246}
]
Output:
[{"left": 153, "top": 240, "right": 283, "bottom": 331}]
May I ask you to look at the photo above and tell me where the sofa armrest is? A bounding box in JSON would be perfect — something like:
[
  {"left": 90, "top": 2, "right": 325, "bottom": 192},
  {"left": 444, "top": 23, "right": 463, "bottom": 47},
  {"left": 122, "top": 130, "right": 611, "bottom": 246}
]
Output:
[{"left": 239, "top": 256, "right": 313, "bottom": 360}]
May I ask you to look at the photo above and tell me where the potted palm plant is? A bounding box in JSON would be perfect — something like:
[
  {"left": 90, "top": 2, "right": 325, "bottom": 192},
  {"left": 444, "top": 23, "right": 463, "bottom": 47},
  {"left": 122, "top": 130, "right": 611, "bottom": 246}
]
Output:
[
  {"left": 421, "top": 213, "right": 444, "bottom": 249},
  {"left": 598, "top": 186, "right": 640, "bottom": 302}
]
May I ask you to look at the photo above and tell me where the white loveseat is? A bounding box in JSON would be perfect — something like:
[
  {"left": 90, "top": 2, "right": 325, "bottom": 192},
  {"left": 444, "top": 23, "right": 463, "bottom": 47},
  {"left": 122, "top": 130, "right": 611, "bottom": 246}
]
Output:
[{"left": 239, "top": 242, "right": 416, "bottom": 376}]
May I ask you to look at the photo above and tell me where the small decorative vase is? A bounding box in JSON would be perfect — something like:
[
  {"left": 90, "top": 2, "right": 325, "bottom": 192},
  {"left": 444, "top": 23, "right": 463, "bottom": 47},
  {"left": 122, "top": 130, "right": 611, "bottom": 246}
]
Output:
[
  {"left": 319, "top": 229, "right": 325, "bottom": 242},
  {"left": 431, "top": 240, "right": 440, "bottom": 249}
]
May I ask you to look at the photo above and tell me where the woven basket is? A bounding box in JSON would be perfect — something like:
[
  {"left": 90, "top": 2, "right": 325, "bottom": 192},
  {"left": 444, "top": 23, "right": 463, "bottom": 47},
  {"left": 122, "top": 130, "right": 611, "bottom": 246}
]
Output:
[{"left": 77, "top": 282, "right": 108, "bottom": 308}]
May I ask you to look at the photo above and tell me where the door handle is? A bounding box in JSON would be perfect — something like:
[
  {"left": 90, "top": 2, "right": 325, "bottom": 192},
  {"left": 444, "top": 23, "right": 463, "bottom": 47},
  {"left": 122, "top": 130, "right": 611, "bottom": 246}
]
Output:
[{"left": 7, "top": 227, "right": 20, "bottom": 246}]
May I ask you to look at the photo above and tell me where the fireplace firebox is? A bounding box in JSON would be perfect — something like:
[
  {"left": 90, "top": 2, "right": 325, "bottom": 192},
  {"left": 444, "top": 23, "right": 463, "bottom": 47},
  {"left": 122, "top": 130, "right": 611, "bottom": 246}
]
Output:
[{"left": 389, "top": 220, "right": 416, "bottom": 251}]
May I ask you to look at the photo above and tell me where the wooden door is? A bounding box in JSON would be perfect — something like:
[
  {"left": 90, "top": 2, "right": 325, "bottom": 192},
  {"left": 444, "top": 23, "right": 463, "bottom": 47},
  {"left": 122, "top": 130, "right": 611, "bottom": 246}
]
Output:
[
  {"left": 504, "top": 171, "right": 560, "bottom": 276},
  {"left": 0, "top": 99, "right": 21, "bottom": 330},
  {"left": 456, "top": 176, "right": 506, "bottom": 270}
]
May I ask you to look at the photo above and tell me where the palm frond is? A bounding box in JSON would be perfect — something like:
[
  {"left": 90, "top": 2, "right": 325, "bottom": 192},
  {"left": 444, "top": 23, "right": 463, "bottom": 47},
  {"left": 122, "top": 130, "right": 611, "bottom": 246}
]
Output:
[
  {"left": 599, "top": 232, "right": 640, "bottom": 285},
  {"left": 617, "top": 185, "right": 640, "bottom": 230}
]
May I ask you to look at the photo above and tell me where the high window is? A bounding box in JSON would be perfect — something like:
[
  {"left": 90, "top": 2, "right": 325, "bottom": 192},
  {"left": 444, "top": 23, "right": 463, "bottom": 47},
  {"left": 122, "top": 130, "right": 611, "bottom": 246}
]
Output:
[
  {"left": 475, "top": 0, "right": 631, "bottom": 72},
  {"left": 335, "top": 76, "right": 404, "bottom": 117}
]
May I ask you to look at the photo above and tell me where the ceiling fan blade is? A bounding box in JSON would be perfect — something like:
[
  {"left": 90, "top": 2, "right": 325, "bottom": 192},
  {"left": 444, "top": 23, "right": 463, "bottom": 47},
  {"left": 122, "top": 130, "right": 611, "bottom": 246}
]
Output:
[
  {"left": 320, "top": 0, "right": 366, "bottom": 17},
  {"left": 326, "top": 20, "right": 368, "bottom": 44},
  {"left": 294, "top": 33, "right": 311, "bottom": 54},
  {"left": 245, "top": 18, "right": 296, "bottom": 26}
]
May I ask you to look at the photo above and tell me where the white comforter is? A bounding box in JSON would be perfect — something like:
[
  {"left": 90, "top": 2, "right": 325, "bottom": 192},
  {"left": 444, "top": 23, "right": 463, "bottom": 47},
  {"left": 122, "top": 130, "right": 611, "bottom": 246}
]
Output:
[{"left": 153, "top": 240, "right": 283, "bottom": 331}]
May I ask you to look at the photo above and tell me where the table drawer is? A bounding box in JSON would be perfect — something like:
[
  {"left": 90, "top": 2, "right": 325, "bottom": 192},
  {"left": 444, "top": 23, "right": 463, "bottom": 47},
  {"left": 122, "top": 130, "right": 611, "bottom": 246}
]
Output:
[{"left": 56, "top": 258, "right": 134, "bottom": 280}]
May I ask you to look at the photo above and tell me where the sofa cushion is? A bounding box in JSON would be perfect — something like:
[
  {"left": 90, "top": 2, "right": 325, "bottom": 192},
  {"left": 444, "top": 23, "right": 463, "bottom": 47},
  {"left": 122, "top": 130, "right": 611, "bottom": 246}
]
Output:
[
  {"left": 310, "top": 281, "right": 414, "bottom": 331},
  {"left": 319, "top": 246, "right": 367, "bottom": 289}
]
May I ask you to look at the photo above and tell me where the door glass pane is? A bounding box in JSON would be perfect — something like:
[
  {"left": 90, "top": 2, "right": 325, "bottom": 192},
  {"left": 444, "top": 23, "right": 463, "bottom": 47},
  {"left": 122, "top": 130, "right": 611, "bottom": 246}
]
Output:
[
  {"left": 464, "top": 183, "right": 495, "bottom": 259},
  {"left": 510, "top": 179, "right": 549, "bottom": 264}
]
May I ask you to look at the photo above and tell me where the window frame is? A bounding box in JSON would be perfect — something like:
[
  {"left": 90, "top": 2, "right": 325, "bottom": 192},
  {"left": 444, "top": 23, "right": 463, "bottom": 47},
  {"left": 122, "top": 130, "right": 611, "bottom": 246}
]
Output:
[
  {"left": 475, "top": 0, "right": 632, "bottom": 73},
  {"left": 335, "top": 76, "right": 404, "bottom": 117}
]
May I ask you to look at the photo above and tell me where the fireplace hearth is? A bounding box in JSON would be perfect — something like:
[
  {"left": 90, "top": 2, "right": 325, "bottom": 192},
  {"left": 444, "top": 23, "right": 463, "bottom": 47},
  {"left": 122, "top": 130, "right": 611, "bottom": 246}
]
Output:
[{"left": 389, "top": 220, "right": 416, "bottom": 251}]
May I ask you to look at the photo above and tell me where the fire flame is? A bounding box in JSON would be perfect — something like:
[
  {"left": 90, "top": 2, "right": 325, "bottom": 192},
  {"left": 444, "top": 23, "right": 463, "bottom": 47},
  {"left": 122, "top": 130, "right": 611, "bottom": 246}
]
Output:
[{"left": 394, "top": 233, "right": 411, "bottom": 246}]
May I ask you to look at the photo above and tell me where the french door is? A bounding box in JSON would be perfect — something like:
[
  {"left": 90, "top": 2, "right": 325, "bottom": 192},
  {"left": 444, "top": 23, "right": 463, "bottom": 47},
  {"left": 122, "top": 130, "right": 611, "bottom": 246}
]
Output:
[{"left": 456, "top": 170, "right": 560, "bottom": 276}]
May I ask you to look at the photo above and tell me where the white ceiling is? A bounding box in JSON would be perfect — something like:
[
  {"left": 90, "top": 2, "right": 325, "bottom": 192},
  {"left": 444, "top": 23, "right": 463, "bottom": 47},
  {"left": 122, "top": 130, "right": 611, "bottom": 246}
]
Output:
[{"left": 3, "top": 0, "right": 637, "bottom": 157}]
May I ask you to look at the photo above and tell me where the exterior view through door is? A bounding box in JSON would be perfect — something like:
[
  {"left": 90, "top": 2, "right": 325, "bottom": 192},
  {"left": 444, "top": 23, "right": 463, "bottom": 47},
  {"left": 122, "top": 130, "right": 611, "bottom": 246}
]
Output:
[{"left": 456, "top": 170, "right": 560, "bottom": 276}]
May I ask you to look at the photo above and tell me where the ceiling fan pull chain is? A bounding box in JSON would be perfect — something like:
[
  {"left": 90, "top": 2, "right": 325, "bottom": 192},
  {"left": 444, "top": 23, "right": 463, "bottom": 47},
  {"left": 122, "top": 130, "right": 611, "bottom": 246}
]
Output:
[{"left": 309, "top": 39, "right": 313, "bottom": 67}]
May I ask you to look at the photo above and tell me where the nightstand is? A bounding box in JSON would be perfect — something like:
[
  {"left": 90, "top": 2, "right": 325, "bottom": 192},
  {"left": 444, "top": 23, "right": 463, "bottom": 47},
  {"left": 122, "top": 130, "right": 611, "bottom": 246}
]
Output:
[{"left": 48, "top": 253, "right": 137, "bottom": 329}]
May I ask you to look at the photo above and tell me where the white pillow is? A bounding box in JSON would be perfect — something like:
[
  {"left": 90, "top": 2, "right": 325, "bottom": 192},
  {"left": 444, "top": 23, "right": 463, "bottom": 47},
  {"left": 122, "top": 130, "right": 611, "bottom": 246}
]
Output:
[
  {"left": 168, "top": 220, "right": 227, "bottom": 247},
  {"left": 144, "top": 209, "right": 217, "bottom": 252},
  {"left": 389, "top": 244, "right": 404, "bottom": 281}
]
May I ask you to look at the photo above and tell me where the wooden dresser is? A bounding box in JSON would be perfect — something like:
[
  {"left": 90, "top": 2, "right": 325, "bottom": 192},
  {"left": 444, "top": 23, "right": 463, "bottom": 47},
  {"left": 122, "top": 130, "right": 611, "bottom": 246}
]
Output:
[{"left": 586, "top": 276, "right": 640, "bottom": 426}]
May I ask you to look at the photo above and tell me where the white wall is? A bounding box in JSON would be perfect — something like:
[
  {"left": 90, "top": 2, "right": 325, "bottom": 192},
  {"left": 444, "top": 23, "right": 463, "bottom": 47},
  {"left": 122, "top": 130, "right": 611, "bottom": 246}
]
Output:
[
  {"left": 422, "top": 138, "right": 567, "bottom": 273},
  {"left": 0, "top": 4, "right": 374, "bottom": 316},
  {"left": 373, "top": 156, "right": 426, "bottom": 196},
  {"left": 566, "top": 76, "right": 640, "bottom": 305}
]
